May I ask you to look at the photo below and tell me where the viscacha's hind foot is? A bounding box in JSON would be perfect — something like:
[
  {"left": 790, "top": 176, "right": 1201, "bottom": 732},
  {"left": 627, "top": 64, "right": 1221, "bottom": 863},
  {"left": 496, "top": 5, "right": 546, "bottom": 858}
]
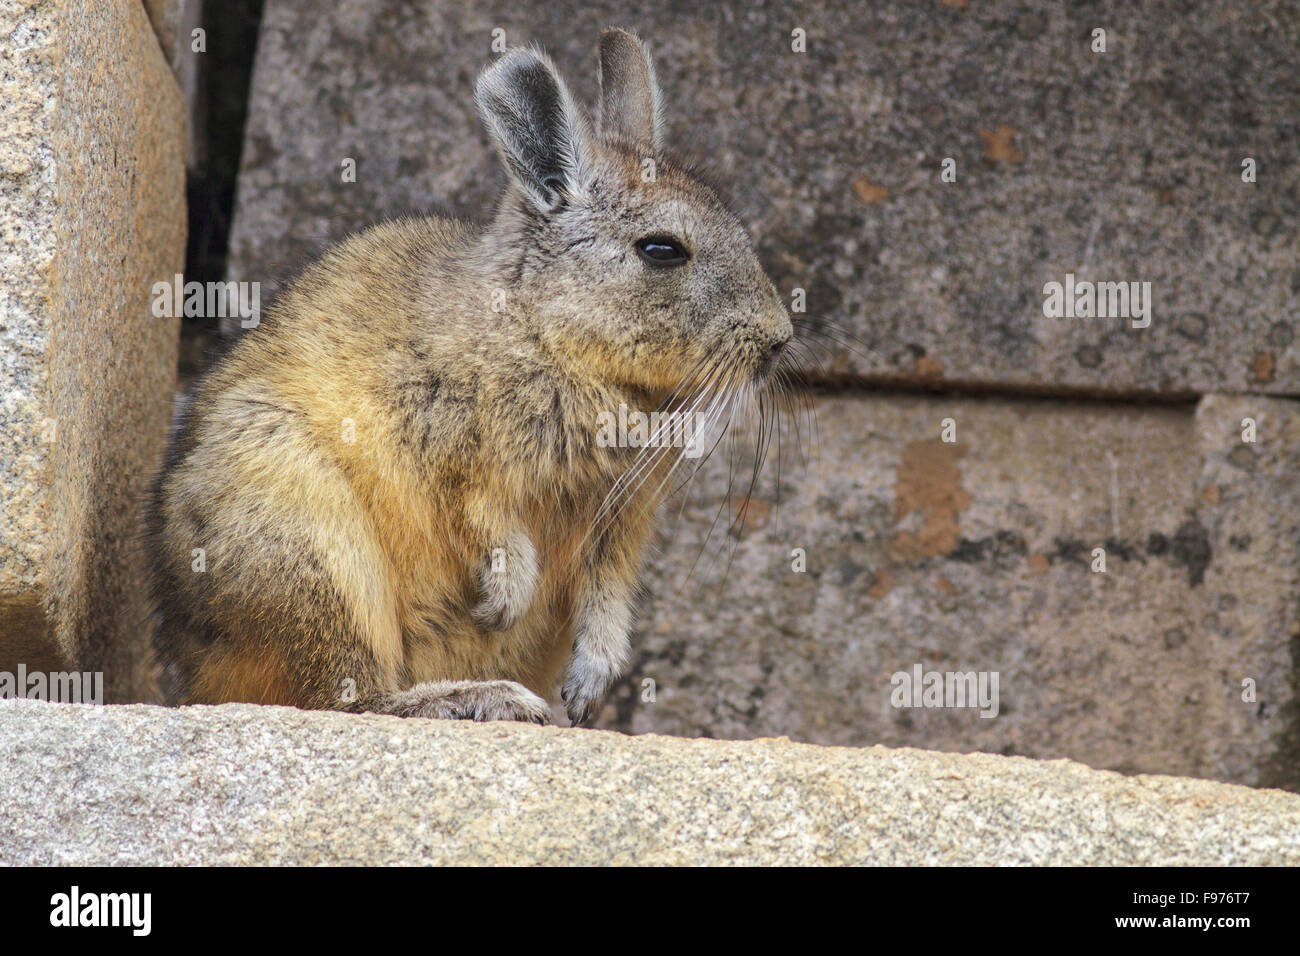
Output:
[{"left": 373, "top": 680, "right": 552, "bottom": 724}]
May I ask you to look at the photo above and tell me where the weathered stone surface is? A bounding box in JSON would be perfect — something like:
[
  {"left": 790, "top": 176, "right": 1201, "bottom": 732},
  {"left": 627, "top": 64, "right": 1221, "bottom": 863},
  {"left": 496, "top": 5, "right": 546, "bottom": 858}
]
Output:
[
  {"left": 226, "top": 0, "right": 1299, "bottom": 393},
  {"left": 142, "top": 0, "right": 179, "bottom": 64},
  {"left": 1194, "top": 395, "right": 1300, "bottom": 787},
  {"left": 2, "top": 698, "right": 1298, "bottom": 865},
  {"left": 595, "top": 393, "right": 1300, "bottom": 792},
  {"left": 143, "top": 0, "right": 203, "bottom": 165},
  {"left": 0, "top": 0, "right": 186, "bottom": 698}
]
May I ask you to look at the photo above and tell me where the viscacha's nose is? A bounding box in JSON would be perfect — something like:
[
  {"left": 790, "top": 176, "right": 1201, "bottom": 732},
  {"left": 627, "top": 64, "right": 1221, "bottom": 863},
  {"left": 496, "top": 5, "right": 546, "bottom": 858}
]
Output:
[{"left": 769, "top": 300, "right": 794, "bottom": 352}]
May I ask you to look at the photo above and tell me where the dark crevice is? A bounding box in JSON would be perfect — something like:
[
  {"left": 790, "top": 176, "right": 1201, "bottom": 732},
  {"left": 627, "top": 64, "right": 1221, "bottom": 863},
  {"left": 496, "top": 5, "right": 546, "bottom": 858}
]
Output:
[
  {"left": 180, "top": 0, "right": 266, "bottom": 382},
  {"left": 791, "top": 370, "right": 1237, "bottom": 408}
]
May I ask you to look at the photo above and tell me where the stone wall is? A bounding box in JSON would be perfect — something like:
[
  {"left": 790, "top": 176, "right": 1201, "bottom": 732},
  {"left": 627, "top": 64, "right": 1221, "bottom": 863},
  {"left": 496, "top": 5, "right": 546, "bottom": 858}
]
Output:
[
  {"left": 227, "top": 0, "right": 1298, "bottom": 396},
  {"left": 0, "top": 0, "right": 186, "bottom": 700},
  {"left": 597, "top": 393, "right": 1300, "bottom": 790}
]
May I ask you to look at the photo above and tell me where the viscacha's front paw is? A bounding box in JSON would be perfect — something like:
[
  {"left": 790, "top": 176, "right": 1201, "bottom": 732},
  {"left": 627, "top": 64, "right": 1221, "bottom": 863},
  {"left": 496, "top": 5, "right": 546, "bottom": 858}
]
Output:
[
  {"left": 471, "top": 532, "right": 539, "bottom": 632},
  {"left": 561, "top": 658, "right": 619, "bottom": 727}
]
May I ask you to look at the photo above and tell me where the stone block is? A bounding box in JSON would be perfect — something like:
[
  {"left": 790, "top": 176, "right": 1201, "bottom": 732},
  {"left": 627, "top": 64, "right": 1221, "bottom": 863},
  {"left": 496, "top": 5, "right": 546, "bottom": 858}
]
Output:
[
  {"left": 0, "top": 0, "right": 186, "bottom": 699},
  {"left": 597, "top": 392, "right": 1300, "bottom": 791},
  {"left": 225, "top": 0, "right": 1299, "bottom": 393}
]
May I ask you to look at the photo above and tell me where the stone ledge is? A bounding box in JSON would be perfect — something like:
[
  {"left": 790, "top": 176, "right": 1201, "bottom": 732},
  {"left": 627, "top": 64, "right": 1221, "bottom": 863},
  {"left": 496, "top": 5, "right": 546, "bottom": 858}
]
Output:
[{"left": 1, "top": 699, "right": 1297, "bottom": 865}]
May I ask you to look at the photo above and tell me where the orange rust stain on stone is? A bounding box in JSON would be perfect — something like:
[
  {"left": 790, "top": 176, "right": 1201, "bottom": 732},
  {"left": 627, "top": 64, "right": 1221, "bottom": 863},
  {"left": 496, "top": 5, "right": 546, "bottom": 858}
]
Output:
[
  {"left": 915, "top": 356, "right": 944, "bottom": 378},
  {"left": 868, "top": 571, "right": 895, "bottom": 599},
  {"left": 979, "top": 124, "right": 1024, "bottom": 164},
  {"left": 852, "top": 176, "right": 889, "bottom": 203},
  {"left": 1252, "top": 351, "right": 1276, "bottom": 384},
  {"left": 889, "top": 439, "right": 972, "bottom": 562},
  {"left": 731, "top": 496, "right": 771, "bottom": 531},
  {"left": 934, "top": 576, "right": 954, "bottom": 593},
  {"left": 1026, "top": 554, "right": 1050, "bottom": 574},
  {"left": 1201, "top": 483, "right": 1221, "bottom": 506}
]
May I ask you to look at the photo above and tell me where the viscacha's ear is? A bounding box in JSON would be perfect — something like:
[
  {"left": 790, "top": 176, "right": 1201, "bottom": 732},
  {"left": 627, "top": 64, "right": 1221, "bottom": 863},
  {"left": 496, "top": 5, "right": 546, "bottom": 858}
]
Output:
[
  {"left": 596, "top": 28, "right": 662, "bottom": 150},
  {"left": 475, "top": 46, "right": 594, "bottom": 213}
]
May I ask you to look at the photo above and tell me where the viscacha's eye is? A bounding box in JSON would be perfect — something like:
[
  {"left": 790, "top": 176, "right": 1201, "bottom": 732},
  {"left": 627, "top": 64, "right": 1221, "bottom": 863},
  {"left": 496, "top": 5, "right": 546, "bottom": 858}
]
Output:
[{"left": 634, "top": 236, "right": 690, "bottom": 267}]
